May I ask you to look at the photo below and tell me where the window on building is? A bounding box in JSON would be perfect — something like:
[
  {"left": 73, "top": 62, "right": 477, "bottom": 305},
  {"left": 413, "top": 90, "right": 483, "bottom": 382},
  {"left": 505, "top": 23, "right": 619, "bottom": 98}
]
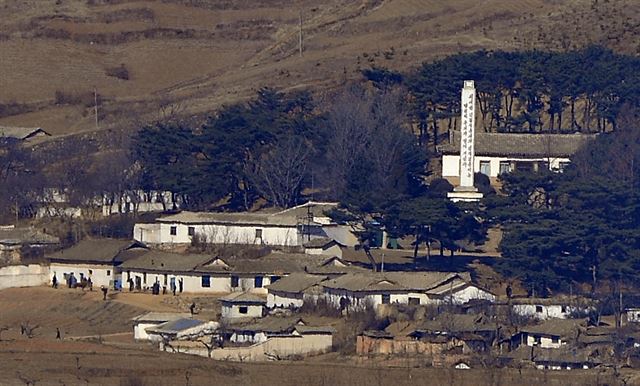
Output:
[
  {"left": 255, "top": 229, "right": 263, "bottom": 239},
  {"left": 534, "top": 336, "right": 542, "bottom": 345},
  {"left": 539, "top": 161, "right": 549, "bottom": 171},
  {"left": 106, "top": 270, "right": 111, "bottom": 276},
  {"left": 552, "top": 336, "right": 559, "bottom": 344},
  {"left": 561, "top": 305, "right": 567, "bottom": 313},
  {"left": 255, "top": 276, "right": 263, "bottom": 288},
  {"left": 559, "top": 161, "right": 570, "bottom": 171},
  {"left": 231, "top": 276, "right": 239, "bottom": 288},
  {"left": 479, "top": 161, "right": 491, "bottom": 176},
  {"left": 499, "top": 161, "right": 511, "bottom": 175},
  {"left": 201, "top": 275, "right": 211, "bottom": 288},
  {"left": 239, "top": 306, "right": 248, "bottom": 314},
  {"left": 170, "top": 226, "right": 177, "bottom": 236},
  {"left": 381, "top": 294, "right": 391, "bottom": 304},
  {"left": 535, "top": 305, "right": 543, "bottom": 313},
  {"left": 408, "top": 297, "right": 420, "bottom": 306},
  {"left": 271, "top": 276, "right": 281, "bottom": 283},
  {"left": 164, "top": 274, "right": 168, "bottom": 286},
  {"left": 188, "top": 226, "right": 195, "bottom": 236},
  {"left": 143, "top": 272, "right": 147, "bottom": 284}
]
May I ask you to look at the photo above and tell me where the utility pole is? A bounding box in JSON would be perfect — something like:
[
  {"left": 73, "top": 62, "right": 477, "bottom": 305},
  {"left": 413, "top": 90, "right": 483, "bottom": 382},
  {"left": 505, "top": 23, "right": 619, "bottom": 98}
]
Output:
[
  {"left": 94, "top": 86, "right": 99, "bottom": 130},
  {"left": 298, "top": 10, "right": 303, "bottom": 57}
]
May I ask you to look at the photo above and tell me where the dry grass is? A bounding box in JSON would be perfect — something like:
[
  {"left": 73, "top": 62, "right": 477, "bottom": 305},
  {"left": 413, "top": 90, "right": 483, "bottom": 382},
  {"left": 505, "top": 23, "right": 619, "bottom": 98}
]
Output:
[{"left": 1, "top": 0, "right": 638, "bottom": 139}]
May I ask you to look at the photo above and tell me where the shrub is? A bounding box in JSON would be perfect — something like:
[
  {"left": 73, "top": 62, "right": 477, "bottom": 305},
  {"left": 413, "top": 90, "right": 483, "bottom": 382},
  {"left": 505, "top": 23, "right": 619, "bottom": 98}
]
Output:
[{"left": 106, "top": 64, "right": 130, "bottom": 80}]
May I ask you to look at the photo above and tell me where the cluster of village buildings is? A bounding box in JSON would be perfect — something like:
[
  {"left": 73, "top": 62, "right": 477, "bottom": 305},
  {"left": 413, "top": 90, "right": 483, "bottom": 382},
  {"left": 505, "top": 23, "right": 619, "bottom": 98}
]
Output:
[{"left": 3, "top": 98, "right": 633, "bottom": 370}]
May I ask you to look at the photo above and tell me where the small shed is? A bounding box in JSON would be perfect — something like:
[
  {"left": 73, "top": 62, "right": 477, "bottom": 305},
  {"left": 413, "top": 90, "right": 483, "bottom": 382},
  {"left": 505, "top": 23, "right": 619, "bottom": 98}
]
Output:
[
  {"left": 131, "top": 311, "right": 191, "bottom": 340},
  {"left": 220, "top": 292, "right": 266, "bottom": 320}
]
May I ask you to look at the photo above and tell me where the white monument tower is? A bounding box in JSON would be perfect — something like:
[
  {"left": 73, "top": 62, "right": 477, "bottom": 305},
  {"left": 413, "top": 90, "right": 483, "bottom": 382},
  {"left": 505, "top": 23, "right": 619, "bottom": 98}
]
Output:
[{"left": 447, "top": 80, "right": 483, "bottom": 202}]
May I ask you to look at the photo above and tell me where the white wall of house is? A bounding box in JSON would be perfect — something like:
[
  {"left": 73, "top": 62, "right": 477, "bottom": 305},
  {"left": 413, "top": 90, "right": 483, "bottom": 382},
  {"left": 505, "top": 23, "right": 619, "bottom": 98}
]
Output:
[
  {"left": 231, "top": 331, "right": 269, "bottom": 344},
  {"left": 523, "top": 334, "right": 565, "bottom": 349},
  {"left": 153, "top": 223, "right": 300, "bottom": 246},
  {"left": 267, "top": 291, "right": 304, "bottom": 308},
  {"left": 221, "top": 303, "right": 264, "bottom": 320},
  {"left": 49, "top": 262, "right": 114, "bottom": 288},
  {"left": 442, "top": 154, "right": 571, "bottom": 178},
  {"left": 513, "top": 304, "right": 570, "bottom": 320},
  {"left": 431, "top": 285, "right": 496, "bottom": 305},
  {"left": 0, "top": 264, "right": 49, "bottom": 290},
  {"left": 305, "top": 244, "right": 343, "bottom": 257},
  {"left": 123, "top": 270, "right": 231, "bottom": 293},
  {"left": 134, "top": 322, "right": 162, "bottom": 340},
  {"left": 627, "top": 308, "right": 640, "bottom": 323},
  {"left": 133, "top": 223, "right": 162, "bottom": 244}
]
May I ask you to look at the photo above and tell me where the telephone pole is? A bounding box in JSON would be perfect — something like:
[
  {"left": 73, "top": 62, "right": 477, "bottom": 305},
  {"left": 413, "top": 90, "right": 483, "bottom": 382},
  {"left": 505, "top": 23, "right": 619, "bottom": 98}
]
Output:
[
  {"left": 298, "top": 10, "right": 303, "bottom": 57},
  {"left": 94, "top": 87, "right": 99, "bottom": 130}
]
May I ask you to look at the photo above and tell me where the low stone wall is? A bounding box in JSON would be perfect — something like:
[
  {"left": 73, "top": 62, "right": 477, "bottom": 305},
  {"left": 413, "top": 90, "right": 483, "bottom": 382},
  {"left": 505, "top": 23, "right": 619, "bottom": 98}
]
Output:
[
  {"left": 0, "top": 264, "right": 50, "bottom": 290},
  {"left": 164, "top": 334, "right": 333, "bottom": 361}
]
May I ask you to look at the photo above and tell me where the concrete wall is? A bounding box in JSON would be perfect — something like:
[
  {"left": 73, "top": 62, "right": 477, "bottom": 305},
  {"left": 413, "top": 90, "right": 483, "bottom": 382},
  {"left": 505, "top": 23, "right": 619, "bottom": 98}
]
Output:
[
  {"left": 513, "top": 304, "right": 570, "bottom": 320},
  {"left": 433, "top": 286, "right": 496, "bottom": 305},
  {"left": 134, "top": 322, "right": 162, "bottom": 340},
  {"left": 267, "top": 291, "right": 304, "bottom": 308},
  {"left": 524, "top": 334, "right": 565, "bottom": 349},
  {"left": 50, "top": 262, "right": 114, "bottom": 288},
  {"left": 221, "top": 303, "right": 264, "bottom": 320},
  {"left": 0, "top": 264, "right": 49, "bottom": 290},
  {"left": 165, "top": 334, "right": 333, "bottom": 361},
  {"left": 154, "top": 223, "right": 301, "bottom": 247},
  {"left": 442, "top": 154, "right": 570, "bottom": 178}
]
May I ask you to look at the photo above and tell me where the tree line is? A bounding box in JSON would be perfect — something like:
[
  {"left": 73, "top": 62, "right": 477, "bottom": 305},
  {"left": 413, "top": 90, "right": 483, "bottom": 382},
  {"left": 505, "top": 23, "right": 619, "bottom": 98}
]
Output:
[{"left": 365, "top": 46, "right": 640, "bottom": 149}]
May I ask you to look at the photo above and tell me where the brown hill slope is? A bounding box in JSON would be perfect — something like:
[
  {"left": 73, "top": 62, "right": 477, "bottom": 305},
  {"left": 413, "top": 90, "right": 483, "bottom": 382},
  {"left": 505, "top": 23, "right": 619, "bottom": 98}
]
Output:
[{"left": 0, "top": 0, "right": 638, "bottom": 137}]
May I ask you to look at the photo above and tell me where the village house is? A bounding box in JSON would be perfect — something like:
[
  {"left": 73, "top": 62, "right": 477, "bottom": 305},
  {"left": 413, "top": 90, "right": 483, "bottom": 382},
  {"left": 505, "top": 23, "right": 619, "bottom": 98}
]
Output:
[
  {"left": 510, "top": 296, "right": 591, "bottom": 320},
  {"left": 220, "top": 292, "right": 266, "bottom": 320},
  {"left": 47, "top": 238, "right": 147, "bottom": 289},
  {"left": 131, "top": 311, "right": 192, "bottom": 341},
  {"left": 503, "top": 346, "right": 601, "bottom": 370},
  {"left": 147, "top": 318, "right": 218, "bottom": 343},
  {"left": 0, "top": 126, "right": 51, "bottom": 141},
  {"left": 0, "top": 225, "right": 59, "bottom": 264},
  {"left": 132, "top": 201, "right": 345, "bottom": 248},
  {"left": 357, "top": 315, "right": 499, "bottom": 367},
  {"left": 266, "top": 272, "right": 328, "bottom": 309},
  {"left": 320, "top": 271, "right": 495, "bottom": 312},
  {"left": 511, "top": 319, "right": 585, "bottom": 349},
  {"left": 303, "top": 237, "right": 344, "bottom": 257},
  {"left": 440, "top": 131, "right": 594, "bottom": 186},
  {"left": 627, "top": 308, "right": 640, "bottom": 323}
]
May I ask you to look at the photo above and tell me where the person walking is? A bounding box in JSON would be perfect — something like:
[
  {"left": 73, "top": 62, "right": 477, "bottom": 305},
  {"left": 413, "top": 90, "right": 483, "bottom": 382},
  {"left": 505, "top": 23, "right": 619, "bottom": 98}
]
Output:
[
  {"left": 101, "top": 286, "right": 108, "bottom": 301},
  {"left": 52, "top": 274, "right": 58, "bottom": 289},
  {"left": 56, "top": 328, "right": 61, "bottom": 340}
]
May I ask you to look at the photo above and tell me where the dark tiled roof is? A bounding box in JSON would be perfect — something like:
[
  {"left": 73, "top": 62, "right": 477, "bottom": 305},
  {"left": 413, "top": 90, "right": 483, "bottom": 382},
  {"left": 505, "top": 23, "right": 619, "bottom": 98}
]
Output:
[
  {"left": 518, "top": 319, "right": 585, "bottom": 338},
  {"left": 321, "top": 272, "right": 465, "bottom": 292},
  {"left": 147, "top": 318, "right": 205, "bottom": 334},
  {"left": 47, "top": 239, "right": 143, "bottom": 264},
  {"left": 0, "top": 126, "right": 51, "bottom": 140},
  {"left": 303, "top": 237, "right": 339, "bottom": 248},
  {"left": 119, "top": 250, "right": 214, "bottom": 272},
  {"left": 230, "top": 316, "right": 304, "bottom": 333},
  {"left": 131, "top": 312, "right": 191, "bottom": 323},
  {"left": 440, "top": 131, "right": 595, "bottom": 157},
  {"left": 0, "top": 227, "right": 59, "bottom": 246},
  {"left": 266, "top": 273, "right": 328, "bottom": 293},
  {"left": 219, "top": 292, "right": 266, "bottom": 304}
]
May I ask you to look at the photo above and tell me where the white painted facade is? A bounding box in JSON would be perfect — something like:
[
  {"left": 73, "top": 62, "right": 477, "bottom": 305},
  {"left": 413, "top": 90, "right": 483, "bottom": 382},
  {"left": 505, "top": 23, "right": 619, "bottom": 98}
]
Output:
[
  {"left": 442, "top": 154, "right": 570, "bottom": 179},
  {"left": 135, "top": 222, "right": 301, "bottom": 247},
  {"left": 433, "top": 285, "right": 496, "bottom": 305},
  {"left": 221, "top": 303, "right": 264, "bottom": 320},
  {"left": 267, "top": 292, "right": 304, "bottom": 309},
  {"left": 134, "top": 322, "right": 161, "bottom": 341},
  {"left": 512, "top": 304, "right": 572, "bottom": 320},
  {"left": 121, "top": 270, "right": 274, "bottom": 294},
  {"left": 627, "top": 308, "right": 640, "bottom": 323},
  {"left": 49, "top": 262, "right": 114, "bottom": 288},
  {"left": 521, "top": 333, "right": 566, "bottom": 349}
]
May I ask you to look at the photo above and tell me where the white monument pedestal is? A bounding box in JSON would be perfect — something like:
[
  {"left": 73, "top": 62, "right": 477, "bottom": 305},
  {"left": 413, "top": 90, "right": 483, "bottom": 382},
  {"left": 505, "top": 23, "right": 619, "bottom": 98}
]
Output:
[
  {"left": 448, "top": 187, "right": 483, "bottom": 202},
  {"left": 448, "top": 80, "right": 482, "bottom": 203}
]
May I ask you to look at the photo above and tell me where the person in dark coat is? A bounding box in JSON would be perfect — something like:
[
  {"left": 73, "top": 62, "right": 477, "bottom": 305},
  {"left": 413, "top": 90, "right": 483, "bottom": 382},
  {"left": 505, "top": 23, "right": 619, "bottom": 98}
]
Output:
[
  {"left": 189, "top": 302, "right": 196, "bottom": 316},
  {"left": 179, "top": 278, "right": 184, "bottom": 293},
  {"left": 101, "top": 286, "right": 108, "bottom": 301},
  {"left": 56, "top": 328, "right": 61, "bottom": 340},
  {"left": 52, "top": 274, "right": 58, "bottom": 289},
  {"left": 128, "top": 278, "right": 134, "bottom": 292}
]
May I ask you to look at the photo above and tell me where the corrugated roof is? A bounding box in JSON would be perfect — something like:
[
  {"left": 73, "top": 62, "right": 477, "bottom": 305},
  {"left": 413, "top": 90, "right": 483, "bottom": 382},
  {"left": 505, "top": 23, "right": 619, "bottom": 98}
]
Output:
[
  {"left": 119, "top": 250, "right": 214, "bottom": 272},
  {"left": 266, "top": 273, "right": 328, "bottom": 293},
  {"left": 0, "top": 227, "right": 59, "bottom": 246},
  {"left": 219, "top": 291, "right": 266, "bottom": 304},
  {"left": 131, "top": 312, "right": 191, "bottom": 323},
  {"left": 47, "top": 238, "right": 142, "bottom": 263},
  {"left": 0, "top": 126, "right": 51, "bottom": 140},
  {"left": 147, "top": 318, "right": 205, "bottom": 334},
  {"left": 322, "top": 272, "right": 464, "bottom": 292},
  {"left": 440, "top": 131, "right": 595, "bottom": 157}
]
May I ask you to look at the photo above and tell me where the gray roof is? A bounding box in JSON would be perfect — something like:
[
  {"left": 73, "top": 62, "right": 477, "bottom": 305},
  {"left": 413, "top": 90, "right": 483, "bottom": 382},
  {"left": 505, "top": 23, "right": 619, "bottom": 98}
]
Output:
[
  {"left": 146, "top": 318, "right": 205, "bottom": 334},
  {"left": 440, "top": 131, "right": 595, "bottom": 157},
  {"left": 0, "top": 227, "right": 59, "bottom": 246},
  {"left": 0, "top": 126, "right": 51, "bottom": 140},
  {"left": 295, "top": 325, "right": 336, "bottom": 334},
  {"left": 156, "top": 201, "right": 338, "bottom": 227},
  {"left": 266, "top": 273, "right": 328, "bottom": 293},
  {"left": 413, "top": 314, "right": 497, "bottom": 335},
  {"left": 303, "top": 237, "right": 340, "bottom": 248},
  {"left": 48, "top": 238, "right": 143, "bottom": 264},
  {"left": 518, "top": 319, "right": 585, "bottom": 338},
  {"left": 219, "top": 291, "right": 266, "bottom": 304},
  {"left": 230, "top": 316, "right": 304, "bottom": 333},
  {"left": 119, "top": 250, "right": 214, "bottom": 272},
  {"left": 131, "top": 312, "right": 192, "bottom": 323},
  {"left": 321, "top": 272, "right": 466, "bottom": 293}
]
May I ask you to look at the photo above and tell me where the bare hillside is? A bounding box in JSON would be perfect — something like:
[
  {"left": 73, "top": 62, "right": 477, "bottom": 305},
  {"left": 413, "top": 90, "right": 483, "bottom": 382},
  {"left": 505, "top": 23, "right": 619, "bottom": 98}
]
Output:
[{"left": 0, "top": 0, "right": 638, "bottom": 137}]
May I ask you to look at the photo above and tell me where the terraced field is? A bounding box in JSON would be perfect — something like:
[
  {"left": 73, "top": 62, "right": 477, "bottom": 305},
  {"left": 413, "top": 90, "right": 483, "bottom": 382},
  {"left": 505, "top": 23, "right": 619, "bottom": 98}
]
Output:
[{"left": 1, "top": 0, "right": 638, "bottom": 138}]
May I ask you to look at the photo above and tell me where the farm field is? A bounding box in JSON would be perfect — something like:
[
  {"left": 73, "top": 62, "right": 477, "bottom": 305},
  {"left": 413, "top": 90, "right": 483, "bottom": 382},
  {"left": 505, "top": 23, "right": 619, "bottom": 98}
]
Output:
[
  {"left": 1, "top": 0, "right": 639, "bottom": 138},
  {"left": 0, "top": 287, "right": 635, "bottom": 386}
]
